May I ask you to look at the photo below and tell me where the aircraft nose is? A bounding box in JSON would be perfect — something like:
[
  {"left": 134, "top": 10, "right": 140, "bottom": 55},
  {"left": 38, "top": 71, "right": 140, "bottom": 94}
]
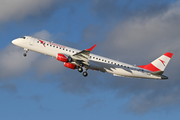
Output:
[{"left": 12, "top": 39, "right": 16, "bottom": 44}]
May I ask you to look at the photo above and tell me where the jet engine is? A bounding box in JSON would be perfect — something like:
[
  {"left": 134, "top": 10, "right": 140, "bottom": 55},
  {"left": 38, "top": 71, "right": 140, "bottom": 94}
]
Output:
[
  {"left": 64, "top": 62, "right": 76, "bottom": 69},
  {"left": 57, "top": 53, "right": 73, "bottom": 62}
]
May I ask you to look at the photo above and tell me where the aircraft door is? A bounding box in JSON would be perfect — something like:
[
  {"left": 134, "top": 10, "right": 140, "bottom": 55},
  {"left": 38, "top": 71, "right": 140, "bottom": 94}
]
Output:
[{"left": 29, "top": 38, "right": 34, "bottom": 46}]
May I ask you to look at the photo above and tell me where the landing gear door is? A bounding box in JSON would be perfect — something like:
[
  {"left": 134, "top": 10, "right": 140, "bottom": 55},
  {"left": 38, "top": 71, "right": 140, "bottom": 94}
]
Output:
[{"left": 29, "top": 38, "right": 34, "bottom": 46}]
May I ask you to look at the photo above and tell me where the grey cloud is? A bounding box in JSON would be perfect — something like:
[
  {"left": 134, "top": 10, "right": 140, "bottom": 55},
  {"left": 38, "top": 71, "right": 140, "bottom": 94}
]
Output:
[
  {"left": 126, "top": 88, "right": 180, "bottom": 114},
  {"left": 95, "top": 0, "right": 180, "bottom": 113},
  {"left": 3, "top": 0, "right": 180, "bottom": 114},
  {"left": 0, "top": 0, "right": 80, "bottom": 23},
  {"left": 30, "top": 95, "right": 42, "bottom": 103},
  {"left": 0, "top": 84, "right": 17, "bottom": 93},
  {"left": 0, "top": 30, "right": 65, "bottom": 80},
  {"left": 23, "top": 1, "right": 180, "bottom": 114},
  {"left": 100, "top": 1, "right": 180, "bottom": 62},
  {"left": 33, "top": 30, "right": 52, "bottom": 40},
  {"left": 82, "top": 24, "right": 100, "bottom": 42},
  {"left": 0, "top": 0, "right": 56, "bottom": 23},
  {"left": 91, "top": 0, "right": 170, "bottom": 21},
  {"left": 0, "top": 44, "right": 39, "bottom": 79},
  {"left": 82, "top": 99, "right": 105, "bottom": 110}
]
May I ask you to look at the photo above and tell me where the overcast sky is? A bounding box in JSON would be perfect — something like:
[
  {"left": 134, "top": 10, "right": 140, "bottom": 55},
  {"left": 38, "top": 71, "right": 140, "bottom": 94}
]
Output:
[{"left": 0, "top": 0, "right": 180, "bottom": 120}]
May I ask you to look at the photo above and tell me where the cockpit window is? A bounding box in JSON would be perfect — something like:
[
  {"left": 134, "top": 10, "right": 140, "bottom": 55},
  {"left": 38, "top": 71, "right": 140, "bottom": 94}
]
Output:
[{"left": 20, "top": 37, "right": 26, "bottom": 39}]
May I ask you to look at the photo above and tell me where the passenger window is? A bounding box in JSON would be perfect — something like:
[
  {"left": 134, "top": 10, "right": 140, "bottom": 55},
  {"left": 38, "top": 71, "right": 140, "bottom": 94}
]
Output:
[
  {"left": 53, "top": 46, "right": 55, "bottom": 47},
  {"left": 56, "top": 46, "right": 58, "bottom": 48}
]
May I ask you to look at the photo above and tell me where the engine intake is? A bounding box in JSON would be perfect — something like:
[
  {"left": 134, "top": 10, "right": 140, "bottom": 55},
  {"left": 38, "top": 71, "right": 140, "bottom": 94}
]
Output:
[{"left": 67, "top": 56, "right": 73, "bottom": 62}]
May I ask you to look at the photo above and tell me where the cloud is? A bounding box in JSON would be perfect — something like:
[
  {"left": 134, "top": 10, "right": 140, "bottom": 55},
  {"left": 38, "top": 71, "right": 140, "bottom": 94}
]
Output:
[
  {"left": 30, "top": 1, "right": 180, "bottom": 114},
  {"left": 30, "top": 95, "right": 42, "bottom": 103},
  {"left": 2, "top": 0, "right": 180, "bottom": 114},
  {"left": 81, "top": 98, "right": 105, "bottom": 110},
  {"left": 126, "top": 88, "right": 180, "bottom": 114},
  {"left": 0, "top": 44, "right": 39, "bottom": 79},
  {"left": 0, "top": 84, "right": 17, "bottom": 93},
  {"left": 100, "top": 0, "right": 180, "bottom": 63},
  {"left": 0, "top": 0, "right": 80, "bottom": 23},
  {"left": 33, "top": 30, "right": 52, "bottom": 40},
  {"left": 0, "top": 30, "right": 64, "bottom": 79},
  {"left": 0, "top": 0, "right": 55, "bottom": 23},
  {"left": 91, "top": 0, "right": 170, "bottom": 22},
  {"left": 95, "top": 0, "right": 180, "bottom": 113}
]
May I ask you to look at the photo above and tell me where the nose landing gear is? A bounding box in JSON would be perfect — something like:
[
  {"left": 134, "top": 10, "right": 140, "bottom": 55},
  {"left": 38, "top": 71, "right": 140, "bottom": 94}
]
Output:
[{"left": 23, "top": 48, "right": 29, "bottom": 57}]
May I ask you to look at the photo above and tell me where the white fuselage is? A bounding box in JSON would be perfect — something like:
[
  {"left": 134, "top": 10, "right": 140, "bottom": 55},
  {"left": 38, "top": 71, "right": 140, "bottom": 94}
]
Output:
[{"left": 12, "top": 36, "right": 163, "bottom": 79}]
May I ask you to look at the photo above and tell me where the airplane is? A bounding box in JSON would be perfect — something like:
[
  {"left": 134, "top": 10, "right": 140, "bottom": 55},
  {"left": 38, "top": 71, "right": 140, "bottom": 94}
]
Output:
[{"left": 12, "top": 36, "right": 173, "bottom": 79}]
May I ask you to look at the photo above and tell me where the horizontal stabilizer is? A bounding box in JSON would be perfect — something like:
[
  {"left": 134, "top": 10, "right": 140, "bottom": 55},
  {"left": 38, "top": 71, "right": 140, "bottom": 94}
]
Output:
[{"left": 150, "top": 71, "right": 164, "bottom": 76}]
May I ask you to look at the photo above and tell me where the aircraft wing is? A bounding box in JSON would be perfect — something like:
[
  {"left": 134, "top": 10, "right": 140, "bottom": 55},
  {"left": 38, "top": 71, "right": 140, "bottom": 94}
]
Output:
[{"left": 71, "top": 44, "right": 97, "bottom": 66}]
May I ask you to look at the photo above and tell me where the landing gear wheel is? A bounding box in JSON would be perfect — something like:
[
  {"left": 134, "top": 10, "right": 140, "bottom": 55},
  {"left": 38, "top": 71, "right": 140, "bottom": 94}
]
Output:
[
  {"left": 23, "top": 48, "right": 29, "bottom": 57},
  {"left": 82, "top": 71, "right": 88, "bottom": 77},
  {"left": 23, "top": 53, "right": 27, "bottom": 57},
  {"left": 78, "top": 67, "right": 83, "bottom": 73}
]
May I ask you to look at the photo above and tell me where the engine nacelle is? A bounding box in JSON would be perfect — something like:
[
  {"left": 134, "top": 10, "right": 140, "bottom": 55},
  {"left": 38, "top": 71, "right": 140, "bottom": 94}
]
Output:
[
  {"left": 57, "top": 53, "right": 68, "bottom": 62},
  {"left": 64, "top": 62, "right": 76, "bottom": 69}
]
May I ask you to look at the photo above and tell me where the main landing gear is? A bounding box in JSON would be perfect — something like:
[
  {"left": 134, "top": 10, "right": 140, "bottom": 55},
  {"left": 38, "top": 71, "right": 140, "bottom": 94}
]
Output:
[
  {"left": 23, "top": 48, "right": 29, "bottom": 57},
  {"left": 78, "top": 67, "right": 83, "bottom": 73},
  {"left": 82, "top": 71, "right": 88, "bottom": 77},
  {"left": 78, "top": 66, "right": 88, "bottom": 77}
]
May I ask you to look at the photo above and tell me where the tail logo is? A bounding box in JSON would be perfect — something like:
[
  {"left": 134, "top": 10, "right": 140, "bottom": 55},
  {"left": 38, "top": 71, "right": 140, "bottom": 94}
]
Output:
[{"left": 159, "top": 59, "right": 166, "bottom": 66}]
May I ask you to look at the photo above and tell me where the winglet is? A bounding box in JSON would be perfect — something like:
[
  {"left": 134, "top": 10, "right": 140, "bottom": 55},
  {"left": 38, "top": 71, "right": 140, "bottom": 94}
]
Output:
[{"left": 86, "top": 44, "right": 97, "bottom": 51}]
